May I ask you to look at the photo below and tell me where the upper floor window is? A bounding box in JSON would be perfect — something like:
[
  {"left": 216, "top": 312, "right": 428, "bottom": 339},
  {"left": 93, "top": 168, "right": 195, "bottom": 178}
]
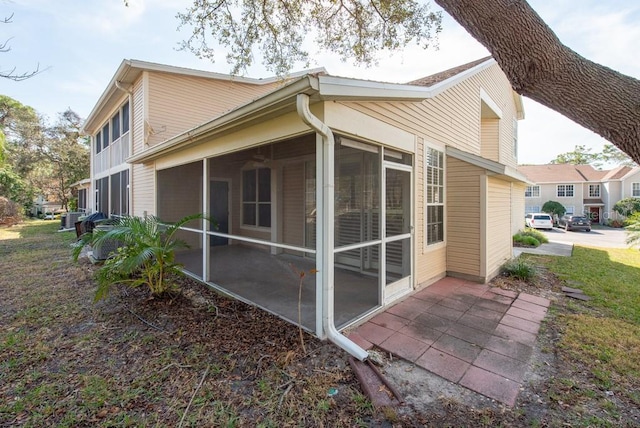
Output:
[
  {"left": 95, "top": 131, "right": 102, "bottom": 154},
  {"left": 588, "top": 184, "right": 600, "bottom": 198},
  {"left": 525, "top": 185, "right": 540, "bottom": 198},
  {"left": 242, "top": 167, "right": 271, "bottom": 228},
  {"left": 122, "top": 101, "right": 130, "bottom": 134},
  {"left": 112, "top": 111, "right": 120, "bottom": 140},
  {"left": 426, "top": 147, "right": 444, "bottom": 245},
  {"left": 633, "top": 182, "right": 640, "bottom": 197},
  {"left": 557, "top": 184, "right": 574, "bottom": 198},
  {"left": 102, "top": 123, "right": 110, "bottom": 150}
]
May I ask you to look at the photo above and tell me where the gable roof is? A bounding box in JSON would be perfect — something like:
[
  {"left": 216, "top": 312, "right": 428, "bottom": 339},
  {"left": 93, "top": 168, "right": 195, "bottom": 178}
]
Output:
[
  {"left": 407, "top": 56, "right": 493, "bottom": 87},
  {"left": 83, "top": 59, "right": 327, "bottom": 132},
  {"left": 119, "top": 57, "right": 521, "bottom": 164},
  {"left": 518, "top": 163, "right": 639, "bottom": 184}
]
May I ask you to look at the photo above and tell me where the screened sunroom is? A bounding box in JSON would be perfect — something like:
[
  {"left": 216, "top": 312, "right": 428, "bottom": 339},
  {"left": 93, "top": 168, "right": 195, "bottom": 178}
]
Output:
[{"left": 155, "top": 131, "right": 414, "bottom": 334}]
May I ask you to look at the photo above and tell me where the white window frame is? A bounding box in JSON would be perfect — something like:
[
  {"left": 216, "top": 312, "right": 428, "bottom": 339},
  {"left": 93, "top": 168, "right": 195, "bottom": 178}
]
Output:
[
  {"left": 525, "top": 185, "right": 540, "bottom": 198},
  {"left": 565, "top": 206, "right": 575, "bottom": 215},
  {"left": 557, "top": 184, "right": 574, "bottom": 198},
  {"left": 513, "top": 118, "right": 518, "bottom": 159},
  {"left": 526, "top": 206, "right": 540, "bottom": 214},
  {"left": 632, "top": 182, "right": 640, "bottom": 197},
  {"left": 588, "top": 184, "right": 600, "bottom": 198},
  {"left": 425, "top": 146, "right": 445, "bottom": 247}
]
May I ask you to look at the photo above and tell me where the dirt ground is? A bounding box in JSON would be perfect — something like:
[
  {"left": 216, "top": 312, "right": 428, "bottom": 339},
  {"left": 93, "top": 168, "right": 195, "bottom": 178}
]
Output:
[{"left": 1, "top": 225, "right": 638, "bottom": 426}]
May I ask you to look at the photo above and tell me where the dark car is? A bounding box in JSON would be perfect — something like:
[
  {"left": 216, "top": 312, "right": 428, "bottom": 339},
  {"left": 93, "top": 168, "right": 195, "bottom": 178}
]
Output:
[{"left": 558, "top": 215, "right": 591, "bottom": 232}]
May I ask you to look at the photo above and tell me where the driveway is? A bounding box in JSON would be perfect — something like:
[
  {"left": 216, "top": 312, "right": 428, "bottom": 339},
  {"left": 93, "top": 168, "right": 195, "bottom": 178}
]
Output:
[{"left": 541, "top": 225, "right": 630, "bottom": 249}]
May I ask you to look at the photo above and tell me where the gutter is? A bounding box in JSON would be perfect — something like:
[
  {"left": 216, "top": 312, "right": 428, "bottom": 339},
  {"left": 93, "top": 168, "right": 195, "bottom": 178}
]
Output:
[{"left": 296, "top": 93, "right": 369, "bottom": 362}]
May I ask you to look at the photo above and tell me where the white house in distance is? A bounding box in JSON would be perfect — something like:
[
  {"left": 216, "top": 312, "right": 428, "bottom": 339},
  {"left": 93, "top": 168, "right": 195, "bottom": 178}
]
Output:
[
  {"left": 82, "top": 57, "right": 527, "bottom": 358},
  {"left": 519, "top": 164, "right": 640, "bottom": 224}
]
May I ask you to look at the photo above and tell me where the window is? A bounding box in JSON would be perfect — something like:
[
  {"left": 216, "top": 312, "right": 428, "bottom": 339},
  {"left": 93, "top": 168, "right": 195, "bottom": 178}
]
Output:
[
  {"left": 426, "top": 147, "right": 444, "bottom": 245},
  {"left": 525, "top": 185, "right": 540, "bottom": 198},
  {"left": 633, "top": 183, "right": 640, "bottom": 197},
  {"left": 122, "top": 102, "right": 130, "bottom": 134},
  {"left": 95, "top": 131, "right": 101, "bottom": 154},
  {"left": 112, "top": 111, "right": 120, "bottom": 141},
  {"left": 102, "top": 123, "right": 110, "bottom": 150},
  {"left": 526, "top": 206, "right": 540, "bottom": 214},
  {"left": 242, "top": 168, "right": 271, "bottom": 228},
  {"left": 565, "top": 206, "right": 575, "bottom": 215},
  {"left": 110, "top": 170, "right": 129, "bottom": 216},
  {"left": 557, "top": 184, "right": 574, "bottom": 197},
  {"left": 589, "top": 184, "right": 600, "bottom": 198}
]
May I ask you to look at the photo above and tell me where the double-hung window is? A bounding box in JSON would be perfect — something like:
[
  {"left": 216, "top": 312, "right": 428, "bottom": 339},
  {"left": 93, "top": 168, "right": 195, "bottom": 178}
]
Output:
[
  {"left": 426, "top": 147, "right": 444, "bottom": 245},
  {"left": 242, "top": 168, "right": 271, "bottom": 228},
  {"left": 632, "top": 183, "right": 640, "bottom": 197},
  {"left": 557, "top": 184, "right": 574, "bottom": 198},
  {"left": 589, "top": 184, "right": 600, "bottom": 198},
  {"left": 525, "top": 185, "right": 540, "bottom": 198}
]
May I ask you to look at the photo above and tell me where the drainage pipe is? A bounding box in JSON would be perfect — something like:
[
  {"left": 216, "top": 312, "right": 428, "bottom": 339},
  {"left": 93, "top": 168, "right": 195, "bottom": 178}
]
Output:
[{"left": 296, "top": 93, "right": 369, "bottom": 361}]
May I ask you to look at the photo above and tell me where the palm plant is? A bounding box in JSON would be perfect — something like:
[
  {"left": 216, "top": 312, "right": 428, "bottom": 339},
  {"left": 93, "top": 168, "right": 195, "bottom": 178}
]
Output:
[
  {"left": 625, "top": 212, "right": 640, "bottom": 248},
  {"left": 73, "top": 213, "right": 213, "bottom": 301}
]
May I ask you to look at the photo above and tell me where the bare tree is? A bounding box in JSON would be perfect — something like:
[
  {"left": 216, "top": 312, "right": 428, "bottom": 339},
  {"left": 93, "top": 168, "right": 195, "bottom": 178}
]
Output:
[
  {"left": 2, "top": 13, "right": 41, "bottom": 81},
  {"left": 176, "top": 0, "right": 640, "bottom": 163}
]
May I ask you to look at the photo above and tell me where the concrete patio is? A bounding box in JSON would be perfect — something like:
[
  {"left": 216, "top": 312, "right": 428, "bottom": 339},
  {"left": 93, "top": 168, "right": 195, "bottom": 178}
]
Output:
[{"left": 349, "top": 277, "right": 551, "bottom": 406}]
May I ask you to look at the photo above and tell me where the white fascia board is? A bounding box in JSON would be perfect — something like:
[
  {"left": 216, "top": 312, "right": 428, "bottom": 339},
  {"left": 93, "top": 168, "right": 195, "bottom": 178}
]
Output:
[
  {"left": 127, "top": 75, "right": 319, "bottom": 164},
  {"left": 318, "top": 75, "right": 436, "bottom": 101},
  {"left": 447, "top": 146, "right": 530, "bottom": 183},
  {"left": 83, "top": 59, "right": 327, "bottom": 133},
  {"left": 480, "top": 88, "right": 503, "bottom": 118}
]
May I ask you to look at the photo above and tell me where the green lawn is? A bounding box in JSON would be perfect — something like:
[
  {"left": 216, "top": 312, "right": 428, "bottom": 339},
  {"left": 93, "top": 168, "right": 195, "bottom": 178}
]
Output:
[{"left": 525, "top": 246, "right": 640, "bottom": 425}]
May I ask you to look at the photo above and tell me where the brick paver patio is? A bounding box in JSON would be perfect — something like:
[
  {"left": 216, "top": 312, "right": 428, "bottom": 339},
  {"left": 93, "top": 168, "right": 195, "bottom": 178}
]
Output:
[{"left": 349, "top": 277, "right": 551, "bottom": 406}]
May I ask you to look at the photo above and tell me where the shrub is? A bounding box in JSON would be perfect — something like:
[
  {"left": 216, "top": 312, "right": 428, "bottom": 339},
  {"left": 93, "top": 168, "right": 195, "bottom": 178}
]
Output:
[
  {"left": 73, "top": 213, "right": 213, "bottom": 301},
  {"left": 514, "top": 235, "right": 540, "bottom": 247},
  {"left": 501, "top": 258, "right": 537, "bottom": 281},
  {"left": 0, "top": 196, "right": 22, "bottom": 225},
  {"left": 513, "top": 227, "right": 548, "bottom": 247},
  {"left": 613, "top": 197, "right": 640, "bottom": 217},
  {"left": 607, "top": 219, "right": 625, "bottom": 228}
]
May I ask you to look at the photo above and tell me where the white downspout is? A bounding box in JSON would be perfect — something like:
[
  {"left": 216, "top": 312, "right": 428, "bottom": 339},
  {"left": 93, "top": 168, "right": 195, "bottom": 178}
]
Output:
[{"left": 296, "top": 93, "right": 368, "bottom": 361}]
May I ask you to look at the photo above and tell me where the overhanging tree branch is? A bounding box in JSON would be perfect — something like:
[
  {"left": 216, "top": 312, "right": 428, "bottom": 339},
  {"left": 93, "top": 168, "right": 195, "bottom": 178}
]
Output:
[{"left": 435, "top": 0, "right": 640, "bottom": 164}]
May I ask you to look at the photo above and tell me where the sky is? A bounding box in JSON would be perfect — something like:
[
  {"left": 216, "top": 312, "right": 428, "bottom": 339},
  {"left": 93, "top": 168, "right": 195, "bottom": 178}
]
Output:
[{"left": 1, "top": 0, "right": 639, "bottom": 167}]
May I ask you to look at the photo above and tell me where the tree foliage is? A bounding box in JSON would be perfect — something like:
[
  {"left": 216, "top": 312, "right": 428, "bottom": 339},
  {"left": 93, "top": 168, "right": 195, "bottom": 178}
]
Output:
[
  {"left": 175, "top": 0, "right": 640, "bottom": 164},
  {"left": 613, "top": 198, "right": 640, "bottom": 217},
  {"left": 542, "top": 200, "right": 565, "bottom": 219},
  {"left": 0, "top": 96, "right": 89, "bottom": 212},
  {"left": 177, "top": 0, "right": 442, "bottom": 75},
  {"left": 550, "top": 144, "right": 636, "bottom": 169}
]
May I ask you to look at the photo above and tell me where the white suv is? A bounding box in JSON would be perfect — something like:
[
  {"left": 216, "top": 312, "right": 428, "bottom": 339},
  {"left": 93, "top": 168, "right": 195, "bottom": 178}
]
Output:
[{"left": 525, "top": 213, "right": 553, "bottom": 230}]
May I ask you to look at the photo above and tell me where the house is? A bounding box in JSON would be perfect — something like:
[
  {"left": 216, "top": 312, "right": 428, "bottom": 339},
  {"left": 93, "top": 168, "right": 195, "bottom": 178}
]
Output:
[
  {"left": 519, "top": 164, "right": 640, "bottom": 223},
  {"left": 82, "top": 57, "right": 527, "bottom": 359},
  {"left": 70, "top": 178, "right": 91, "bottom": 213}
]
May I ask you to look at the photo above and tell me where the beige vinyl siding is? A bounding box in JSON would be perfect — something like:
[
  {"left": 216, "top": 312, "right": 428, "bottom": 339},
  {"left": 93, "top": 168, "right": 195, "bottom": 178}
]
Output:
[
  {"left": 512, "top": 182, "right": 526, "bottom": 235},
  {"left": 480, "top": 118, "right": 499, "bottom": 162},
  {"left": 341, "top": 64, "right": 519, "bottom": 162},
  {"left": 446, "top": 157, "right": 482, "bottom": 278},
  {"left": 132, "top": 77, "right": 145, "bottom": 155},
  {"left": 415, "top": 139, "right": 447, "bottom": 287},
  {"left": 132, "top": 163, "right": 155, "bottom": 217},
  {"left": 146, "top": 73, "right": 277, "bottom": 147},
  {"left": 486, "top": 177, "right": 512, "bottom": 280}
]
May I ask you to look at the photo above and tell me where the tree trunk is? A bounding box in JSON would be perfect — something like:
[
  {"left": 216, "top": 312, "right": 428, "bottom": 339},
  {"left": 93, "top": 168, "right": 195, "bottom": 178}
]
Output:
[{"left": 435, "top": 0, "right": 640, "bottom": 163}]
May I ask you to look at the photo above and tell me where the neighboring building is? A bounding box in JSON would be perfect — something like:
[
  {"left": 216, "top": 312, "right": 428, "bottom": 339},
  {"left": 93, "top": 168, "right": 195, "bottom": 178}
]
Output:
[
  {"left": 83, "top": 57, "right": 527, "bottom": 358},
  {"left": 519, "top": 164, "right": 640, "bottom": 223},
  {"left": 70, "top": 179, "right": 91, "bottom": 213}
]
